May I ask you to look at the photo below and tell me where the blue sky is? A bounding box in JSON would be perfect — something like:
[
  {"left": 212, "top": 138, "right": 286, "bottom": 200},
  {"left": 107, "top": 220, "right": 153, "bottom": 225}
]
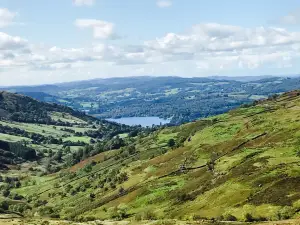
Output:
[{"left": 0, "top": 0, "right": 300, "bottom": 86}]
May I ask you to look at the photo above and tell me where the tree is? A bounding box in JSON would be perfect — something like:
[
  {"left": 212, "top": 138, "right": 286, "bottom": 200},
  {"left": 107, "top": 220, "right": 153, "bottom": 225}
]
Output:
[
  {"left": 223, "top": 214, "right": 237, "bottom": 221},
  {"left": 128, "top": 130, "right": 138, "bottom": 137},
  {"left": 0, "top": 200, "right": 9, "bottom": 210},
  {"left": 52, "top": 149, "right": 63, "bottom": 161},
  {"left": 109, "top": 204, "right": 128, "bottom": 220},
  {"left": 44, "top": 158, "right": 52, "bottom": 173},
  {"left": 15, "top": 181, "right": 21, "bottom": 188},
  {"left": 89, "top": 193, "right": 95, "bottom": 200},
  {"left": 64, "top": 146, "right": 71, "bottom": 154},
  {"left": 2, "top": 189, "right": 10, "bottom": 197},
  {"left": 245, "top": 213, "right": 255, "bottom": 222},
  {"left": 83, "top": 164, "right": 93, "bottom": 173},
  {"left": 167, "top": 138, "right": 176, "bottom": 148}
]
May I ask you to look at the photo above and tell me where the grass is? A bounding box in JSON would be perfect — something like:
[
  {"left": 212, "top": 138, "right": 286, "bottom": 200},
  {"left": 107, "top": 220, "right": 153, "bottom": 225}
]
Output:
[
  {"left": 0, "top": 133, "right": 30, "bottom": 142},
  {"left": 157, "top": 132, "right": 178, "bottom": 144},
  {"left": 118, "top": 133, "right": 129, "bottom": 138},
  {"left": 5, "top": 91, "right": 300, "bottom": 223},
  {"left": 80, "top": 102, "right": 100, "bottom": 109},
  {"left": 165, "top": 88, "right": 180, "bottom": 96},
  {"left": 6, "top": 218, "right": 300, "bottom": 225},
  {"left": 249, "top": 95, "right": 267, "bottom": 100},
  {"left": 63, "top": 136, "right": 91, "bottom": 143},
  {"left": 50, "top": 112, "right": 86, "bottom": 124}
]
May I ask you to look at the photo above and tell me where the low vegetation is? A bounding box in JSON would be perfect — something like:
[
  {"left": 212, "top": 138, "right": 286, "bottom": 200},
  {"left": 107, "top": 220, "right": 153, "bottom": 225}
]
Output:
[{"left": 1, "top": 90, "right": 300, "bottom": 224}]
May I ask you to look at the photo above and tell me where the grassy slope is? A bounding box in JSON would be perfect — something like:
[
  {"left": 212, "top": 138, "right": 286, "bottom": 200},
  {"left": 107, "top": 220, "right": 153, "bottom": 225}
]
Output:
[
  {"left": 0, "top": 92, "right": 129, "bottom": 190},
  {"left": 12, "top": 91, "right": 300, "bottom": 222},
  {"left": 1, "top": 218, "right": 300, "bottom": 225}
]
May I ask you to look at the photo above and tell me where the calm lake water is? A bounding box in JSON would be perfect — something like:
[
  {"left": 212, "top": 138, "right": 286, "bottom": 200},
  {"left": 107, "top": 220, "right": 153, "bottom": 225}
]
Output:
[{"left": 106, "top": 117, "right": 170, "bottom": 127}]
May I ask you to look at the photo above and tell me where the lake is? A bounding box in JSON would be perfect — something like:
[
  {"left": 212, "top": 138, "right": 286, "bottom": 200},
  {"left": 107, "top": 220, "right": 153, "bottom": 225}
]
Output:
[{"left": 106, "top": 116, "right": 171, "bottom": 127}]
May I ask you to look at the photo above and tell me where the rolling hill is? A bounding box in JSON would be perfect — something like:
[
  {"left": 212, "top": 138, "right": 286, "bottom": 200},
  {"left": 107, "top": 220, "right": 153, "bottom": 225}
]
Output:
[
  {"left": 3, "top": 90, "right": 300, "bottom": 224},
  {"left": 0, "top": 91, "right": 144, "bottom": 170},
  {"left": 3, "top": 76, "right": 300, "bottom": 125},
  {"left": 0, "top": 91, "right": 94, "bottom": 124}
]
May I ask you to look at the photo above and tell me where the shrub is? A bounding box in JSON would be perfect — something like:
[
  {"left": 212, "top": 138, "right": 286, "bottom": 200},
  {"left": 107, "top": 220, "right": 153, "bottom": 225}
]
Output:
[
  {"left": 0, "top": 200, "right": 9, "bottom": 210},
  {"left": 2, "top": 189, "right": 10, "bottom": 197},
  {"left": 245, "top": 213, "right": 254, "bottom": 222},
  {"left": 277, "top": 206, "right": 295, "bottom": 220},
  {"left": 175, "top": 192, "right": 194, "bottom": 203},
  {"left": 142, "top": 209, "right": 157, "bottom": 220},
  {"left": 9, "top": 203, "right": 31, "bottom": 213},
  {"left": 41, "top": 221, "right": 50, "bottom": 225},
  {"left": 223, "top": 214, "right": 237, "bottom": 221},
  {"left": 38, "top": 206, "right": 60, "bottom": 218},
  {"left": 133, "top": 213, "right": 142, "bottom": 221},
  {"left": 167, "top": 139, "right": 176, "bottom": 148},
  {"left": 192, "top": 214, "right": 207, "bottom": 220},
  {"left": 10, "top": 193, "right": 24, "bottom": 200},
  {"left": 108, "top": 204, "right": 128, "bottom": 220}
]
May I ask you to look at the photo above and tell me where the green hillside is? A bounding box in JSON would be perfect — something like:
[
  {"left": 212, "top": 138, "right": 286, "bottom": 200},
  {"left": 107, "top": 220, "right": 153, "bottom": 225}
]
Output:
[
  {"left": 0, "top": 91, "right": 141, "bottom": 168},
  {"left": 0, "top": 92, "right": 153, "bottom": 222},
  {"left": 0, "top": 91, "right": 93, "bottom": 124},
  {"left": 2, "top": 90, "right": 299, "bottom": 224}
]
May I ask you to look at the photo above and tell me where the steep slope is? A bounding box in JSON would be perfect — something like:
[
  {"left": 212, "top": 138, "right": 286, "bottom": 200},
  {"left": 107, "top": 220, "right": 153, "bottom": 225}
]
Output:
[
  {"left": 16, "top": 91, "right": 64, "bottom": 103},
  {"left": 0, "top": 140, "right": 37, "bottom": 168},
  {"left": 11, "top": 90, "right": 300, "bottom": 223},
  {"left": 0, "top": 91, "right": 93, "bottom": 124},
  {"left": 0, "top": 92, "right": 141, "bottom": 170}
]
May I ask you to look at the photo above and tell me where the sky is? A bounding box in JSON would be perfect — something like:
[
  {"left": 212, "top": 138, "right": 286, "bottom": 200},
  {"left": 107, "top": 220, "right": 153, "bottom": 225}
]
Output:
[{"left": 0, "top": 0, "right": 300, "bottom": 86}]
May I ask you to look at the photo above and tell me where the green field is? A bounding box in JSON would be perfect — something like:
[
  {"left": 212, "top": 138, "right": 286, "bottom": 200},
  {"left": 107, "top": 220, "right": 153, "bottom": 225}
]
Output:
[{"left": 0, "top": 133, "right": 30, "bottom": 142}]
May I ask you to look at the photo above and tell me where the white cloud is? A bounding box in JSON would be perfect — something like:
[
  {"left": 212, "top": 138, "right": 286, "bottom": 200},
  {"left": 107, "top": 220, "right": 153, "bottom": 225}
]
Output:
[
  {"left": 0, "top": 32, "right": 28, "bottom": 52},
  {"left": 157, "top": 0, "right": 172, "bottom": 8},
  {"left": 2, "top": 22, "right": 300, "bottom": 85},
  {"left": 73, "top": 0, "right": 95, "bottom": 6},
  {"left": 279, "top": 9, "right": 300, "bottom": 25},
  {"left": 146, "top": 23, "right": 300, "bottom": 54},
  {"left": 0, "top": 8, "right": 16, "bottom": 28},
  {"left": 142, "top": 23, "right": 300, "bottom": 70},
  {"left": 75, "top": 19, "right": 119, "bottom": 39}
]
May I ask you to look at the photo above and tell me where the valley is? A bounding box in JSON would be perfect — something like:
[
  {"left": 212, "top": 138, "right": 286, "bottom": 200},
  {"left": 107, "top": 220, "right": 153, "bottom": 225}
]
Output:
[
  {"left": 5, "top": 76, "right": 300, "bottom": 125},
  {"left": 0, "top": 89, "right": 300, "bottom": 224},
  {"left": 2, "top": 0, "right": 300, "bottom": 224}
]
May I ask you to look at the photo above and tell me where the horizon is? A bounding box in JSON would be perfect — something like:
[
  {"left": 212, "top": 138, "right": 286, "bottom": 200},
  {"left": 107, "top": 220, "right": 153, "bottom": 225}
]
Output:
[
  {"left": 1, "top": 0, "right": 300, "bottom": 86},
  {"left": 0, "top": 74, "right": 296, "bottom": 88}
]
